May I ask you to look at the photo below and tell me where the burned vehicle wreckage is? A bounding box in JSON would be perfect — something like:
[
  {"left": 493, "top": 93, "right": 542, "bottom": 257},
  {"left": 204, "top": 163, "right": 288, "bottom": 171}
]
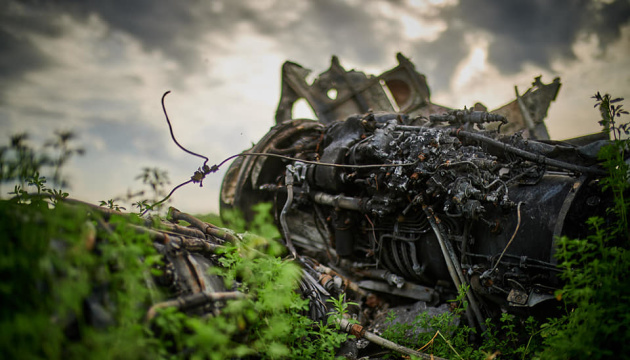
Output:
[{"left": 220, "top": 54, "right": 613, "bottom": 333}]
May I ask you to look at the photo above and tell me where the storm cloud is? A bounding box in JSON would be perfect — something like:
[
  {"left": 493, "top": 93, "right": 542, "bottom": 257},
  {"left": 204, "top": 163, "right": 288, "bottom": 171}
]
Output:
[
  {"left": 5, "top": 0, "right": 628, "bottom": 92},
  {"left": 431, "top": 0, "right": 629, "bottom": 75}
]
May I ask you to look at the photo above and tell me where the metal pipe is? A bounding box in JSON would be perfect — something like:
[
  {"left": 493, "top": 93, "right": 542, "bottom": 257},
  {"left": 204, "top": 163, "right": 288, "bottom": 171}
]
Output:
[
  {"left": 311, "top": 192, "right": 364, "bottom": 211},
  {"left": 280, "top": 166, "right": 298, "bottom": 258},
  {"left": 422, "top": 205, "right": 486, "bottom": 332},
  {"left": 422, "top": 207, "right": 461, "bottom": 289},
  {"left": 452, "top": 130, "right": 605, "bottom": 175}
]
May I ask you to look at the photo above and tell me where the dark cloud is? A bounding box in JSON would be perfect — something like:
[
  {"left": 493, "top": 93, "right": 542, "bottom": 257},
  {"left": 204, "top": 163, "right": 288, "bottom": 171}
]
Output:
[
  {"left": 1, "top": 1, "right": 227, "bottom": 85},
  {"left": 304, "top": 0, "right": 396, "bottom": 65},
  {"left": 0, "top": 27, "right": 47, "bottom": 83},
  {"left": 425, "top": 0, "right": 630, "bottom": 76},
  {"left": 2, "top": 0, "right": 628, "bottom": 107},
  {"left": 407, "top": 24, "right": 468, "bottom": 93},
  {"left": 459, "top": 0, "right": 584, "bottom": 73},
  {"left": 587, "top": 0, "right": 630, "bottom": 44},
  {"left": 8, "top": 0, "right": 398, "bottom": 71},
  {"left": 47, "top": 1, "right": 207, "bottom": 72},
  {"left": 0, "top": 2, "right": 65, "bottom": 101},
  {"left": 222, "top": 0, "right": 402, "bottom": 68},
  {"left": 0, "top": 0, "right": 443, "bottom": 98},
  {"left": 0, "top": 1, "right": 214, "bottom": 104}
]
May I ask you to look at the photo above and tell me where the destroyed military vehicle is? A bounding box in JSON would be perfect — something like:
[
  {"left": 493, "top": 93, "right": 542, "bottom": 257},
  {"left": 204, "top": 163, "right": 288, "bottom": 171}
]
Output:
[{"left": 220, "top": 53, "right": 614, "bottom": 331}]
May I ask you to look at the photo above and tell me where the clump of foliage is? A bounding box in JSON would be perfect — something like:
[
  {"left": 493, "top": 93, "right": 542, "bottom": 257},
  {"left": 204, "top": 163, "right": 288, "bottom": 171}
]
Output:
[
  {"left": 0, "top": 193, "right": 162, "bottom": 359},
  {"left": 44, "top": 130, "right": 86, "bottom": 188},
  {"left": 0, "top": 132, "right": 167, "bottom": 358},
  {"left": 381, "top": 288, "right": 472, "bottom": 359},
  {"left": 99, "top": 166, "right": 172, "bottom": 215},
  {"left": 151, "top": 204, "right": 353, "bottom": 359},
  {"left": 381, "top": 286, "right": 542, "bottom": 359},
  {"left": 0, "top": 131, "right": 83, "bottom": 200},
  {"left": 535, "top": 93, "right": 630, "bottom": 359},
  {"left": 151, "top": 236, "right": 306, "bottom": 359}
]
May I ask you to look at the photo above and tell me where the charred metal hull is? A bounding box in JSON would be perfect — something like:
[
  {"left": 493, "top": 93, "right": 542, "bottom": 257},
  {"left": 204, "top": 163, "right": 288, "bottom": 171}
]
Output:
[
  {"left": 220, "top": 113, "right": 610, "bottom": 325},
  {"left": 220, "top": 55, "right": 612, "bottom": 328}
]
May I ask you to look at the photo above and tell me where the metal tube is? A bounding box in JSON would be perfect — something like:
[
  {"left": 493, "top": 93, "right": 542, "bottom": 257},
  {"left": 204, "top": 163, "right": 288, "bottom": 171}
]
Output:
[
  {"left": 422, "top": 205, "right": 486, "bottom": 332},
  {"left": 453, "top": 130, "right": 605, "bottom": 175},
  {"left": 312, "top": 192, "right": 364, "bottom": 211},
  {"left": 280, "top": 167, "right": 298, "bottom": 258},
  {"left": 423, "top": 207, "right": 462, "bottom": 290}
]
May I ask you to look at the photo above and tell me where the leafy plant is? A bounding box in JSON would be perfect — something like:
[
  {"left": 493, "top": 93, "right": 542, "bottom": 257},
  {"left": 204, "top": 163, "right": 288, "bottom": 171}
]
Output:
[
  {"left": 536, "top": 94, "right": 630, "bottom": 359},
  {"left": 593, "top": 92, "right": 629, "bottom": 141},
  {"left": 44, "top": 130, "right": 85, "bottom": 187},
  {"left": 593, "top": 93, "right": 630, "bottom": 241},
  {"left": 0, "top": 131, "right": 83, "bottom": 196},
  {"left": 0, "top": 128, "right": 363, "bottom": 359},
  {"left": 381, "top": 285, "right": 477, "bottom": 359},
  {"left": 381, "top": 285, "right": 544, "bottom": 359},
  {"left": 151, "top": 211, "right": 353, "bottom": 359},
  {"left": 99, "top": 199, "right": 126, "bottom": 212},
  {"left": 0, "top": 200, "right": 165, "bottom": 359},
  {"left": 134, "top": 167, "right": 171, "bottom": 212},
  {"left": 99, "top": 167, "right": 172, "bottom": 216},
  {"left": 1, "top": 133, "right": 47, "bottom": 188}
]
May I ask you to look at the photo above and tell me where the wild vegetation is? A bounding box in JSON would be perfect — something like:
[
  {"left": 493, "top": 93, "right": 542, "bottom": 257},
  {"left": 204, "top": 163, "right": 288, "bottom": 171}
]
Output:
[
  {"left": 0, "top": 136, "right": 356, "bottom": 359},
  {"left": 0, "top": 93, "right": 628, "bottom": 359},
  {"left": 535, "top": 93, "right": 630, "bottom": 359}
]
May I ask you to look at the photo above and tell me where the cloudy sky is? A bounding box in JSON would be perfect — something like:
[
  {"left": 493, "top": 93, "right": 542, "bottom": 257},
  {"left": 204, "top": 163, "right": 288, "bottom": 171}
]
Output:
[{"left": 1, "top": 0, "right": 629, "bottom": 214}]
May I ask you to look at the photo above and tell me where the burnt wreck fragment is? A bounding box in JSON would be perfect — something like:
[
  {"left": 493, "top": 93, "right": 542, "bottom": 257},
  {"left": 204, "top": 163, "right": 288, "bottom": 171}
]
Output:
[{"left": 221, "top": 54, "right": 613, "bottom": 335}]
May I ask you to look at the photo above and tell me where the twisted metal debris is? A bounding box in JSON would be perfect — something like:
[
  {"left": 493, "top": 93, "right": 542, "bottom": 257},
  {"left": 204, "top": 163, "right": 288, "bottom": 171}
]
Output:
[{"left": 221, "top": 54, "right": 613, "bottom": 338}]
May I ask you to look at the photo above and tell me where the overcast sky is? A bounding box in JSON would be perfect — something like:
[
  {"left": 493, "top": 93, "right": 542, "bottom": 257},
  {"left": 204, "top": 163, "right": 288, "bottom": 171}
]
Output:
[{"left": 1, "top": 0, "right": 629, "bottom": 214}]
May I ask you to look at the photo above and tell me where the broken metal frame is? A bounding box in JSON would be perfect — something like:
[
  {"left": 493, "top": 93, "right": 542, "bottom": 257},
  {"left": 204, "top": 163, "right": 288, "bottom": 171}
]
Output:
[
  {"left": 276, "top": 53, "right": 562, "bottom": 140},
  {"left": 276, "top": 53, "right": 435, "bottom": 125}
]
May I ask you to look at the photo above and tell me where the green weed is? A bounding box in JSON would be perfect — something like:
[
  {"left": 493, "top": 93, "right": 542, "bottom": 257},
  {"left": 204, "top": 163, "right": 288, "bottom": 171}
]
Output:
[{"left": 534, "top": 94, "right": 630, "bottom": 359}]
